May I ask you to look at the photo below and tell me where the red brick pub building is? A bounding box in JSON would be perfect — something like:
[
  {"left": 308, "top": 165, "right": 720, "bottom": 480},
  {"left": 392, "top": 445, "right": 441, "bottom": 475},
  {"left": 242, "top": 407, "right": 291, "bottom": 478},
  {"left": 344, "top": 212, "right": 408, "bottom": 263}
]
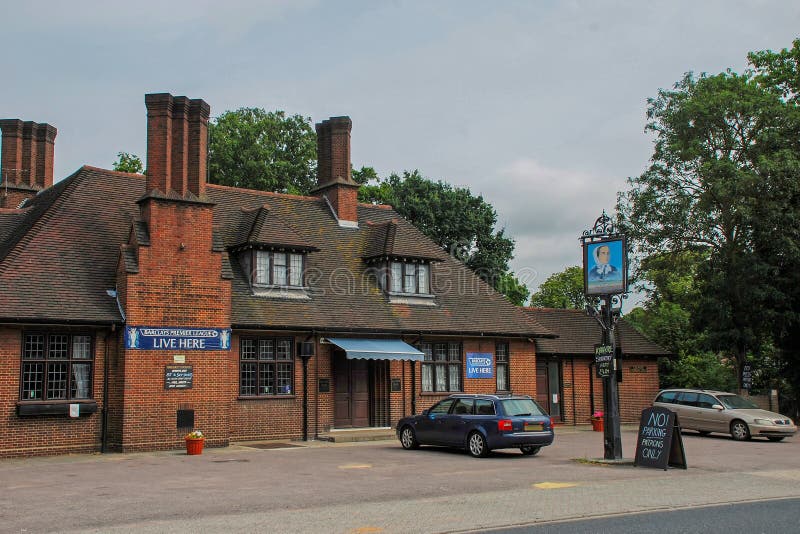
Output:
[{"left": 0, "top": 93, "right": 667, "bottom": 457}]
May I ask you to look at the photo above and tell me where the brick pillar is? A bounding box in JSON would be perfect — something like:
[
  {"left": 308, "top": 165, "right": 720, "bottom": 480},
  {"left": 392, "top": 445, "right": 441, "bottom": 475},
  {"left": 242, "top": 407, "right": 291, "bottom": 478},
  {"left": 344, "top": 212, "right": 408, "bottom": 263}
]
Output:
[
  {"left": 170, "top": 96, "right": 189, "bottom": 197},
  {"left": 145, "top": 93, "right": 174, "bottom": 195},
  {"left": 0, "top": 119, "right": 23, "bottom": 185},
  {"left": 187, "top": 98, "right": 210, "bottom": 198},
  {"left": 21, "top": 122, "right": 37, "bottom": 187},
  {"left": 313, "top": 116, "right": 359, "bottom": 225},
  {"left": 34, "top": 123, "right": 57, "bottom": 189}
]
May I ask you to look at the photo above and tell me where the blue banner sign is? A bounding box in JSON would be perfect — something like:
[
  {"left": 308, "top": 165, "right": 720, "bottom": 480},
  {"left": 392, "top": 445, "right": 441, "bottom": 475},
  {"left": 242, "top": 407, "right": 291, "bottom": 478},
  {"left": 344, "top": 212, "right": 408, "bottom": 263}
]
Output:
[
  {"left": 125, "top": 326, "right": 232, "bottom": 351},
  {"left": 466, "top": 352, "right": 494, "bottom": 378}
]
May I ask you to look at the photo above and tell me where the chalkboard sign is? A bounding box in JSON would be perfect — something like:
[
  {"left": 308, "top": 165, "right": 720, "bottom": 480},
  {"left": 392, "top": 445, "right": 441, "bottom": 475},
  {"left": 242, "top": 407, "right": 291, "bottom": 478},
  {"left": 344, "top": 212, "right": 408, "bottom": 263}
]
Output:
[
  {"left": 318, "top": 378, "right": 330, "bottom": 393},
  {"left": 742, "top": 363, "right": 753, "bottom": 391},
  {"left": 391, "top": 378, "right": 402, "bottom": 392},
  {"left": 165, "top": 365, "right": 193, "bottom": 390},
  {"left": 594, "top": 344, "right": 613, "bottom": 378},
  {"left": 634, "top": 406, "right": 687, "bottom": 470}
]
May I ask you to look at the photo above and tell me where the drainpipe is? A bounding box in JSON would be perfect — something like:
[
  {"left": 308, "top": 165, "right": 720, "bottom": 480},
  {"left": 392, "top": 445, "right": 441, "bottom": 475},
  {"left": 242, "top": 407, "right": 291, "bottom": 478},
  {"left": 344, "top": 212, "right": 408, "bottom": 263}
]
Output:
[
  {"left": 588, "top": 359, "right": 595, "bottom": 418},
  {"left": 411, "top": 361, "right": 416, "bottom": 415}
]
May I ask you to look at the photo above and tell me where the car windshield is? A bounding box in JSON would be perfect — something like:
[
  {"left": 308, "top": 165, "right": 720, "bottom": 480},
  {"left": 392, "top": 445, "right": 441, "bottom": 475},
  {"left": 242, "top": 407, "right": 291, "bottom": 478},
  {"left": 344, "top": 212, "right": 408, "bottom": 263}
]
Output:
[
  {"left": 500, "top": 399, "right": 546, "bottom": 417},
  {"left": 717, "top": 394, "right": 759, "bottom": 409}
]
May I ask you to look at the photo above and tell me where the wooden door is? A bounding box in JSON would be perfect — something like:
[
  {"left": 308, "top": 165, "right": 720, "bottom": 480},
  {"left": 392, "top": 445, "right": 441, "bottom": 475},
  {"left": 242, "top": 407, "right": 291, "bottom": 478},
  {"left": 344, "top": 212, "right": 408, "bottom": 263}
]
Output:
[
  {"left": 536, "top": 361, "right": 550, "bottom": 414},
  {"left": 334, "top": 352, "right": 370, "bottom": 428}
]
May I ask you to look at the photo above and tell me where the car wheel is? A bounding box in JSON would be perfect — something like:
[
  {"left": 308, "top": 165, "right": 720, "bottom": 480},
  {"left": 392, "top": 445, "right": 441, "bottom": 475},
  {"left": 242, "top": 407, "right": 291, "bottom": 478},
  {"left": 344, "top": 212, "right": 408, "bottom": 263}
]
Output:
[
  {"left": 730, "top": 420, "right": 751, "bottom": 441},
  {"left": 697, "top": 431, "right": 711, "bottom": 437},
  {"left": 467, "top": 431, "right": 489, "bottom": 458},
  {"left": 767, "top": 437, "right": 785, "bottom": 442},
  {"left": 399, "top": 426, "right": 419, "bottom": 450},
  {"left": 520, "top": 445, "right": 541, "bottom": 456}
]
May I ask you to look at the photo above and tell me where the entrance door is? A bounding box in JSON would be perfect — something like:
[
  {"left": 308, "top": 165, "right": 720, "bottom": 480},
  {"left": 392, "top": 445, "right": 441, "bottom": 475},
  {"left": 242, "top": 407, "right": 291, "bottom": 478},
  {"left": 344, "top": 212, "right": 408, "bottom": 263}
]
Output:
[
  {"left": 334, "top": 352, "right": 370, "bottom": 428},
  {"left": 536, "top": 359, "right": 562, "bottom": 419}
]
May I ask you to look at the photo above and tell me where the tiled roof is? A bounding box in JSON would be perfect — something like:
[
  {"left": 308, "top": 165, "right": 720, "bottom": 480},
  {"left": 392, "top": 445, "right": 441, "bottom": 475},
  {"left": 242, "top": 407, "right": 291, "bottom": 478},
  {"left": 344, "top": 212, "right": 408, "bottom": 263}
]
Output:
[
  {"left": 0, "top": 166, "right": 552, "bottom": 337},
  {"left": 231, "top": 205, "right": 317, "bottom": 251},
  {"left": 362, "top": 219, "right": 449, "bottom": 261},
  {"left": 523, "top": 307, "right": 671, "bottom": 357}
]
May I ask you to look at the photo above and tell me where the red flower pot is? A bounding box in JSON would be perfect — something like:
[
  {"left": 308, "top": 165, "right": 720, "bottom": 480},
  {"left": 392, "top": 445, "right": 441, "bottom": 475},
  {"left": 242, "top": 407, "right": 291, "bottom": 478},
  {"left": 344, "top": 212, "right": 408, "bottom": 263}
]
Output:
[
  {"left": 185, "top": 437, "right": 205, "bottom": 455},
  {"left": 591, "top": 418, "right": 604, "bottom": 432}
]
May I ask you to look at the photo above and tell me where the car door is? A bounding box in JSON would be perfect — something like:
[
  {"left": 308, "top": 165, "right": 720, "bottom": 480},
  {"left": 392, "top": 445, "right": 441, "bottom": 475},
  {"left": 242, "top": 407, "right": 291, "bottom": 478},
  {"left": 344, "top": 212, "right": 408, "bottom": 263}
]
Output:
[
  {"left": 439, "top": 398, "right": 475, "bottom": 445},
  {"left": 695, "top": 393, "right": 728, "bottom": 432},
  {"left": 415, "top": 399, "right": 455, "bottom": 444},
  {"left": 674, "top": 392, "right": 698, "bottom": 429}
]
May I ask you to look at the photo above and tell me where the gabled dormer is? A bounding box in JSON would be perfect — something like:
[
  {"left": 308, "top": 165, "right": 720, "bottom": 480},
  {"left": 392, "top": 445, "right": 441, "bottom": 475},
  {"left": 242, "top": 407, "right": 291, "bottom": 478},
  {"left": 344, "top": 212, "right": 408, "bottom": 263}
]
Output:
[
  {"left": 231, "top": 204, "right": 318, "bottom": 298},
  {"left": 363, "top": 219, "right": 448, "bottom": 305}
]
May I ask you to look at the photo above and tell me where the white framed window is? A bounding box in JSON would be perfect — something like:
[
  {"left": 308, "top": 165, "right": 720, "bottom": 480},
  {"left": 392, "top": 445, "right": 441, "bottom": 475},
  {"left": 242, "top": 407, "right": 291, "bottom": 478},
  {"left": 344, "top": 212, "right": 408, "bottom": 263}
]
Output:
[
  {"left": 388, "top": 261, "right": 430, "bottom": 294},
  {"left": 254, "top": 250, "right": 305, "bottom": 288}
]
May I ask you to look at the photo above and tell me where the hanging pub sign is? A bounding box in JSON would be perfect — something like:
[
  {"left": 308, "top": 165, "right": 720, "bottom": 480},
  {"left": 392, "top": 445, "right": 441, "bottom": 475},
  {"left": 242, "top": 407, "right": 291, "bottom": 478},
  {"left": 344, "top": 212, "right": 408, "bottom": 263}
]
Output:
[
  {"left": 466, "top": 352, "right": 494, "bottom": 378},
  {"left": 594, "top": 344, "right": 613, "bottom": 378},
  {"left": 634, "top": 406, "right": 687, "bottom": 470},
  {"left": 583, "top": 236, "right": 628, "bottom": 296},
  {"left": 125, "top": 326, "right": 232, "bottom": 351}
]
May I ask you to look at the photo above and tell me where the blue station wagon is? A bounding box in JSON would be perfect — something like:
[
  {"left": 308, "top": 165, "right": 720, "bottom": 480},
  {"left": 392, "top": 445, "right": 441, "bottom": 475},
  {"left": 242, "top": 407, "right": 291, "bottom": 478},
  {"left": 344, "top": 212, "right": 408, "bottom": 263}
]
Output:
[{"left": 396, "top": 394, "right": 555, "bottom": 457}]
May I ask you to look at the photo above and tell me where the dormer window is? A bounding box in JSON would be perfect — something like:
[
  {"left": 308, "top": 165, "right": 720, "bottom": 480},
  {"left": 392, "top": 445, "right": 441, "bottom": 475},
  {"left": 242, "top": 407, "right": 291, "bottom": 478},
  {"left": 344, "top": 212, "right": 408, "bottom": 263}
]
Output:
[
  {"left": 254, "top": 250, "right": 305, "bottom": 287},
  {"left": 389, "top": 261, "right": 430, "bottom": 295}
]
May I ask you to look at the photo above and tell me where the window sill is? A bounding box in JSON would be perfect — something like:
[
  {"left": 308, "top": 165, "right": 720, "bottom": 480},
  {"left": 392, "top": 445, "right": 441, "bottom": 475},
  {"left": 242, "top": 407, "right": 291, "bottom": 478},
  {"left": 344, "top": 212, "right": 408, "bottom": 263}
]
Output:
[
  {"left": 252, "top": 286, "right": 311, "bottom": 300},
  {"left": 16, "top": 400, "right": 98, "bottom": 417},
  {"left": 420, "top": 391, "right": 462, "bottom": 396},
  {"left": 237, "top": 395, "right": 297, "bottom": 401},
  {"left": 388, "top": 293, "right": 436, "bottom": 306}
]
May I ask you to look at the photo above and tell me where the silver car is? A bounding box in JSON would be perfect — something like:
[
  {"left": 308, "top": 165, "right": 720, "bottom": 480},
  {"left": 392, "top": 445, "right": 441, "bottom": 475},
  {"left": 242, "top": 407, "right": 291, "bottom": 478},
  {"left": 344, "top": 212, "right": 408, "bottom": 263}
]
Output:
[{"left": 653, "top": 388, "right": 797, "bottom": 441}]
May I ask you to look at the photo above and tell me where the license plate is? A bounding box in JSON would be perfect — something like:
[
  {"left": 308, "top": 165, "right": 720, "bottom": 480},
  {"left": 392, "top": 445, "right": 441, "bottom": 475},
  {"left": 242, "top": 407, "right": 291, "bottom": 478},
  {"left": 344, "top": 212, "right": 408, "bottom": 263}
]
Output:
[{"left": 524, "top": 423, "right": 543, "bottom": 431}]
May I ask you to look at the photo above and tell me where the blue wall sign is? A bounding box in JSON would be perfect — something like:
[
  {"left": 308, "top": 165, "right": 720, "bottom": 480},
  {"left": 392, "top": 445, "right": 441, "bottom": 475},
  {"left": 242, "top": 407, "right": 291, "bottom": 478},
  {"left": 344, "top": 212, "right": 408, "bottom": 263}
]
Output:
[
  {"left": 466, "top": 352, "right": 494, "bottom": 378},
  {"left": 125, "top": 326, "right": 231, "bottom": 351}
]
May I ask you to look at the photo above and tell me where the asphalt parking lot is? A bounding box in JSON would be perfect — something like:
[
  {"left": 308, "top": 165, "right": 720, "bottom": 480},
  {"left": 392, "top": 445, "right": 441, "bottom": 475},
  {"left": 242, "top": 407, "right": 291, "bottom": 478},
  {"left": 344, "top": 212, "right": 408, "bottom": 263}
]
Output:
[{"left": 1, "top": 426, "right": 798, "bottom": 533}]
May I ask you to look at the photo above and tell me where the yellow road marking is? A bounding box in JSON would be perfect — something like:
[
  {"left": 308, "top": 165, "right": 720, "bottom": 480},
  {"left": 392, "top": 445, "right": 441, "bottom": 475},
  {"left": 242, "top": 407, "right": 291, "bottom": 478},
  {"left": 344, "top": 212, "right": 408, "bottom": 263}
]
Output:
[
  {"left": 533, "top": 482, "right": 578, "bottom": 489},
  {"left": 338, "top": 463, "right": 372, "bottom": 469},
  {"left": 349, "top": 527, "right": 383, "bottom": 533}
]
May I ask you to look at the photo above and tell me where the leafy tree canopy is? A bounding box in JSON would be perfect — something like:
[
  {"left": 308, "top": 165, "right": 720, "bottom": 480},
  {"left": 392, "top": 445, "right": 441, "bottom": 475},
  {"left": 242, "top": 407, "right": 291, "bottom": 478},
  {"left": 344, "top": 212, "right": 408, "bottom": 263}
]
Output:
[
  {"left": 529, "top": 266, "right": 585, "bottom": 309},
  {"left": 112, "top": 152, "right": 143, "bottom": 174},
  {"left": 208, "top": 108, "right": 317, "bottom": 195}
]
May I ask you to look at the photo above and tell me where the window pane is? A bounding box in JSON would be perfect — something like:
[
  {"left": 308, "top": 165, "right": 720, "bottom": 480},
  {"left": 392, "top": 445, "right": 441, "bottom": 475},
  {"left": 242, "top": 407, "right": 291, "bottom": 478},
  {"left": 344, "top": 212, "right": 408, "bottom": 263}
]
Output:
[
  {"left": 71, "top": 363, "right": 91, "bottom": 399},
  {"left": 391, "top": 262, "right": 403, "bottom": 292},
  {"left": 277, "top": 362, "right": 292, "bottom": 394},
  {"left": 430, "top": 399, "right": 455, "bottom": 414},
  {"left": 435, "top": 363, "right": 447, "bottom": 391},
  {"left": 419, "top": 343, "right": 432, "bottom": 361},
  {"left": 24, "top": 334, "right": 45, "bottom": 359},
  {"left": 434, "top": 343, "right": 447, "bottom": 361},
  {"left": 46, "top": 362, "right": 69, "bottom": 399},
  {"left": 273, "top": 252, "right": 287, "bottom": 286},
  {"left": 73, "top": 336, "right": 92, "bottom": 359},
  {"left": 241, "top": 339, "right": 256, "bottom": 360},
  {"left": 496, "top": 342, "right": 508, "bottom": 362},
  {"left": 49, "top": 335, "right": 69, "bottom": 359},
  {"left": 276, "top": 339, "right": 292, "bottom": 360},
  {"left": 418, "top": 264, "right": 429, "bottom": 294},
  {"left": 259, "top": 339, "right": 275, "bottom": 360},
  {"left": 476, "top": 399, "right": 495, "bottom": 415},
  {"left": 259, "top": 363, "right": 275, "bottom": 395},
  {"left": 448, "top": 364, "right": 461, "bottom": 391},
  {"left": 289, "top": 253, "right": 303, "bottom": 286},
  {"left": 422, "top": 363, "right": 433, "bottom": 391},
  {"left": 403, "top": 263, "right": 415, "bottom": 293},
  {"left": 240, "top": 362, "right": 257, "bottom": 395},
  {"left": 448, "top": 343, "right": 460, "bottom": 361},
  {"left": 22, "top": 363, "right": 44, "bottom": 400},
  {"left": 497, "top": 363, "right": 508, "bottom": 391},
  {"left": 255, "top": 251, "right": 269, "bottom": 285}
]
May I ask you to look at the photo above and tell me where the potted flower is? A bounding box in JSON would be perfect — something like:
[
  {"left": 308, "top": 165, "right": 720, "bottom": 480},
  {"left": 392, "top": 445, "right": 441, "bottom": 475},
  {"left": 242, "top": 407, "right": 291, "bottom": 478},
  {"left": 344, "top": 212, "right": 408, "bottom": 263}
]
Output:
[
  {"left": 185, "top": 430, "right": 205, "bottom": 455},
  {"left": 590, "top": 411, "right": 604, "bottom": 432}
]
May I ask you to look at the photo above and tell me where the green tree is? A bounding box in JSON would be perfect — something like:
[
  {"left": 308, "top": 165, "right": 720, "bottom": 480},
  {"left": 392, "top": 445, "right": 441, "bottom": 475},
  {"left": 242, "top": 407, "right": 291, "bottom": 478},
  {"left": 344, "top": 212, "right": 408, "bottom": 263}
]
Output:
[
  {"left": 359, "top": 170, "right": 526, "bottom": 302},
  {"left": 529, "top": 266, "right": 585, "bottom": 309},
  {"left": 113, "top": 152, "right": 143, "bottom": 174},
  {"left": 208, "top": 108, "right": 317, "bottom": 194},
  {"left": 618, "top": 69, "right": 798, "bottom": 389}
]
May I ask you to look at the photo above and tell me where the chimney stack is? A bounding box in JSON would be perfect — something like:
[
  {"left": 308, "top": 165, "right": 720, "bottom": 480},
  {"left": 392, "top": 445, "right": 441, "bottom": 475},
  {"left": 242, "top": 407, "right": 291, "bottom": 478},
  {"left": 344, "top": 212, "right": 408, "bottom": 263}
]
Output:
[
  {"left": 145, "top": 93, "right": 210, "bottom": 199},
  {"left": 312, "top": 116, "right": 359, "bottom": 227},
  {"left": 0, "top": 119, "right": 57, "bottom": 207}
]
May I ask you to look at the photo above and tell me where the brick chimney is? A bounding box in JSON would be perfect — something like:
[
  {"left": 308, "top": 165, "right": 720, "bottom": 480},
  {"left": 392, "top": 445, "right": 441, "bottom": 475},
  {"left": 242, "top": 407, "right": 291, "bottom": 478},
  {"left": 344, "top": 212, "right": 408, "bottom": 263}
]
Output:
[
  {"left": 144, "top": 93, "right": 209, "bottom": 199},
  {"left": 312, "top": 116, "right": 359, "bottom": 227},
  {"left": 0, "top": 118, "right": 57, "bottom": 208}
]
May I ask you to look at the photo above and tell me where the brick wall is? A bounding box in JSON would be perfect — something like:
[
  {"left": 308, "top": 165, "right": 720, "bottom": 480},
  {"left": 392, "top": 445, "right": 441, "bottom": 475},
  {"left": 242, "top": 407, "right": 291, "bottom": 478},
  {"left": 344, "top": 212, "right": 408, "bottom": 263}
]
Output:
[{"left": 0, "top": 326, "right": 116, "bottom": 458}]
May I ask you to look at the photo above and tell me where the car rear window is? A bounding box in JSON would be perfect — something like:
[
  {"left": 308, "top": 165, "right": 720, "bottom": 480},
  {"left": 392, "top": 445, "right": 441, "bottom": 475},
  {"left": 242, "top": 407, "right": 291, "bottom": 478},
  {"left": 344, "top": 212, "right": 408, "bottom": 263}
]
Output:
[
  {"left": 500, "top": 399, "right": 546, "bottom": 417},
  {"left": 656, "top": 391, "right": 679, "bottom": 403},
  {"left": 475, "top": 399, "right": 495, "bottom": 415}
]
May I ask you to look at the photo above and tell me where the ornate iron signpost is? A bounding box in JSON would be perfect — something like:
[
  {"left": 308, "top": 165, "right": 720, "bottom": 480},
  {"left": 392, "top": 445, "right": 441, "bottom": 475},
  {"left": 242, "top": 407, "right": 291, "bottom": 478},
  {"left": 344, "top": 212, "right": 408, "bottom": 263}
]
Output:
[{"left": 581, "top": 211, "right": 628, "bottom": 460}]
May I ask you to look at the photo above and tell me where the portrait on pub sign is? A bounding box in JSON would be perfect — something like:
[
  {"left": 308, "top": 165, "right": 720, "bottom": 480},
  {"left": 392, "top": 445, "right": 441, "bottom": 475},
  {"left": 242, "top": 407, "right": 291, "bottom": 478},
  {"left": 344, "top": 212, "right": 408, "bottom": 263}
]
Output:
[{"left": 583, "top": 237, "right": 627, "bottom": 295}]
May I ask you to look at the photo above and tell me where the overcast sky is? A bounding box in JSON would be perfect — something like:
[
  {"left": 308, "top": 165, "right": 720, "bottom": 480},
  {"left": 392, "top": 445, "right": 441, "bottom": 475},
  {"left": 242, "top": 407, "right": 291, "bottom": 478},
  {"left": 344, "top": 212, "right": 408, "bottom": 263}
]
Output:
[{"left": 2, "top": 1, "right": 798, "bottom": 304}]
